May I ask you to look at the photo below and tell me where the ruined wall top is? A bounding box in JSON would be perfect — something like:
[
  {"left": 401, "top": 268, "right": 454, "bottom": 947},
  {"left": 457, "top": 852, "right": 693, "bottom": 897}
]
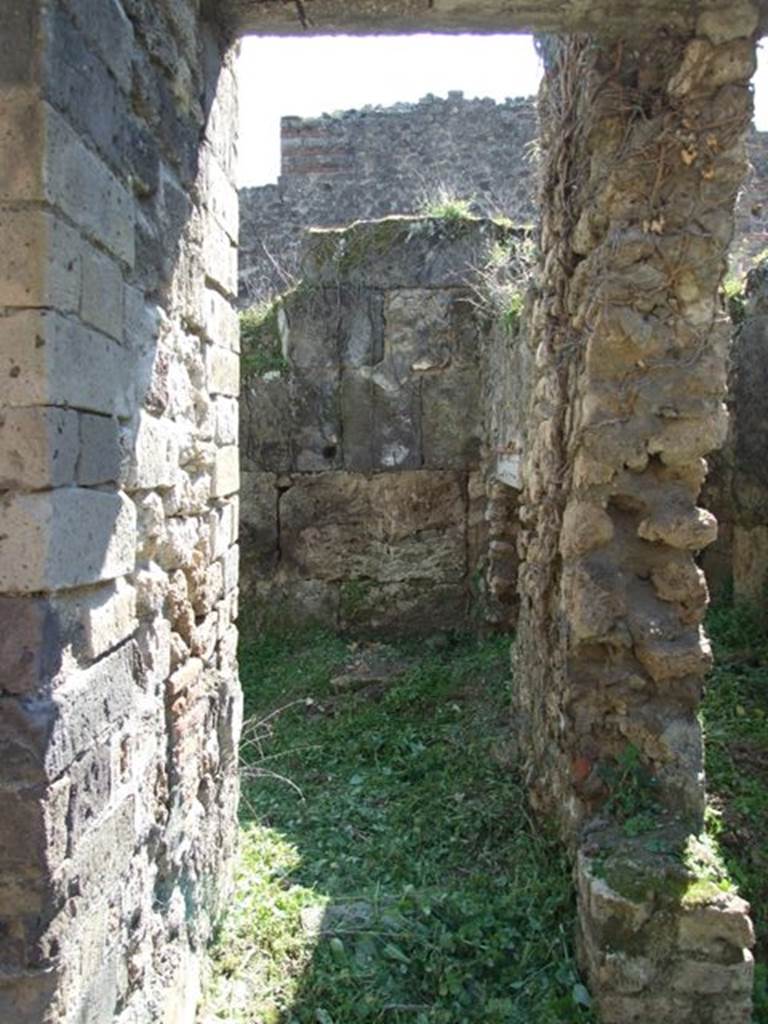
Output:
[
  {"left": 226, "top": 0, "right": 768, "bottom": 38},
  {"left": 239, "top": 93, "right": 537, "bottom": 301},
  {"left": 239, "top": 87, "right": 768, "bottom": 303}
]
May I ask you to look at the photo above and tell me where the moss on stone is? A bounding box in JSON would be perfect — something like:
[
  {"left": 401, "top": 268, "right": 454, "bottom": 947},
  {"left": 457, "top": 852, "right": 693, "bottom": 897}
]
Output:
[
  {"left": 588, "top": 823, "right": 735, "bottom": 914},
  {"left": 339, "top": 579, "right": 376, "bottom": 620},
  {"left": 240, "top": 300, "right": 288, "bottom": 377}
]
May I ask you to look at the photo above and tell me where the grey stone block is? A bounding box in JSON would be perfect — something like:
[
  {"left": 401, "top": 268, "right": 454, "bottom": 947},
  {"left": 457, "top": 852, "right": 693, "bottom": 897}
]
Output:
[
  {"left": 340, "top": 287, "right": 384, "bottom": 367},
  {"left": 0, "top": 488, "right": 136, "bottom": 593},
  {"left": 47, "top": 6, "right": 129, "bottom": 167},
  {"left": 291, "top": 371, "right": 342, "bottom": 471},
  {"left": 78, "top": 414, "right": 121, "bottom": 486},
  {"left": 0, "top": 1, "right": 42, "bottom": 86},
  {"left": 0, "top": 90, "right": 44, "bottom": 202},
  {"left": 421, "top": 366, "right": 482, "bottom": 468},
  {"left": 64, "top": 740, "right": 113, "bottom": 850},
  {"left": 52, "top": 579, "right": 137, "bottom": 661},
  {"left": 204, "top": 286, "right": 239, "bottom": 352},
  {"left": 384, "top": 288, "right": 459, "bottom": 382},
  {"left": 284, "top": 287, "right": 341, "bottom": 369},
  {"left": 202, "top": 212, "right": 237, "bottom": 298},
  {"left": 341, "top": 368, "right": 422, "bottom": 471},
  {"left": 59, "top": 0, "right": 134, "bottom": 93},
  {"left": 0, "top": 209, "right": 81, "bottom": 311},
  {"left": 0, "top": 642, "right": 137, "bottom": 786},
  {"left": 80, "top": 246, "right": 123, "bottom": 341},
  {"left": 0, "top": 310, "right": 132, "bottom": 416},
  {"left": 45, "top": 105, "right": 134, "bottom": 265},
  {"left": 212, "top": 445, "right": 239, "bottom": 498},
  {"left": 122, "top": 412, "right": 179, "bottom": 491},
  {"left": 241, "top": 376, "right": 294, "bottom": 473},
  {"left": 0, "top": 407, "right": 79, "bottom": 490},
  {"left": 206, "top": 344, "right": 240, "bottom": 397},
  {"left": 0, "top": 597, "right": 61, "bottom": 697},
  {"left": 201, "top": 142, "right": 239, "bottom": 243}
]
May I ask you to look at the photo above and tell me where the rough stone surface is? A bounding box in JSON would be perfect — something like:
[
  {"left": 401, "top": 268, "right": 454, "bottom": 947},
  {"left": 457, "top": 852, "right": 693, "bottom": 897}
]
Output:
[
  {"left": 0, "top": 4, "right": 241, "bottom": 1023},
  {"left": 0, "top": 407, "right": 79, "bottom": 490},
  {"left": 515, "top": 23, "right": 757, "bottom": 1023},
  {"left": 702, "top": 261, "right": 768, "bottom": 614},
  {"left": 239, "top": 94, "right": 537, "bottom": 303},
  {"left": 0, "top": 489, "right": 137, "bottom": 593},
  {"left": 1, "top": 2, "right": 764, "bottom": 1023},
  {"left": 239, "top": 86, "right": 768, "bottom": 305},
  {"left": 232, "top": 0, "right": 768, "bottom": 39},
  {"left": 240, "top": 217, "right": 524, "bottom": 632},
  {"left": 576, "top": 840, "right": 755, "bottom": 1024}
]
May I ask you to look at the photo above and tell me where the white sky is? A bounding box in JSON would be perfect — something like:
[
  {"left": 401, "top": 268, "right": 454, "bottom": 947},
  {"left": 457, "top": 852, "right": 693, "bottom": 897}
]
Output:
[{"left": 237, "top": 35, "right": 768, "bottom": 187}]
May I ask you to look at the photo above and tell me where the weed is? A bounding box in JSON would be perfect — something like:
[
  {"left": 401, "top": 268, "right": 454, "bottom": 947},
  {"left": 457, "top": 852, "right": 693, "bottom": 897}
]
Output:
[
  {"left": 339, "top": 579, "right": 375, "bottom": 622},
  {"left": 596, "top": 744, "right": 661, "bottom": 831},
  {"left": 202, "top": 629, "right": 595, "bottom": 1024},
  {"left": 471, "top": 233, "right": 537, "bottom": 337}
]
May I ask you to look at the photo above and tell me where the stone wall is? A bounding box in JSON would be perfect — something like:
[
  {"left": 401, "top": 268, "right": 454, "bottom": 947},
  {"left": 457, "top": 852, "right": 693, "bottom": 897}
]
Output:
[
  {"left": 734, "top": 131, "right": 768, "bottom": 273},
  {"left": 231, "top": 0, "right": 768, "bottom": 38},
  {"left": 240, "top": 216, "right": 527, "bottom": 633},
  {"left": 239, "top": 94, "right": 538, "bottom": 303},
  {"left": 703, "top": 261, "right": 768, "bottom": 611},
  {"left": 0, "top": 2, "right": 241, "bottom": 1021},
  {"left": 239, "top": 94, "right": 768, "bottom": 304},
  {"left": 516, "top": 24, "right": 758, "bottom": 1023},
  {"left": 0, "top": 1, "right": 764, "bottom": 1023}
]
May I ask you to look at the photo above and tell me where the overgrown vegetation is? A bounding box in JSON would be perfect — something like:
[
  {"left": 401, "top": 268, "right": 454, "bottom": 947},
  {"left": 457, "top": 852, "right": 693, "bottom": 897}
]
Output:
[
  {"left": 474, "top": 234, "right": 537, "bottom": 335},
  {"left": 703, "top": 597, "right": 768, "bottom": 1016},
  {"left": 240, "top": 300, "right": 289, "bottom": 377},
  {"left": 722, "top": 274, "right": 748, "bottom": 326},
  {"left": 203, "top": 628, "right": 595, "bottom": 1024}
]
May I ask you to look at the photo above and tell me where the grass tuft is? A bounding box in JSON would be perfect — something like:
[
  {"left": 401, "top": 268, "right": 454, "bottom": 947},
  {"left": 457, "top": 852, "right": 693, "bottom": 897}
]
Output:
[{"left": 419, "top": 189, "right": 476, "bottom": 222}]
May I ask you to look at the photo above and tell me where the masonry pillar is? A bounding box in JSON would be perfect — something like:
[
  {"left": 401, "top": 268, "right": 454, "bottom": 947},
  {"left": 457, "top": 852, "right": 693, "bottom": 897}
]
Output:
[
  {"left": 0, "top": 2, "right": 241, "bottom": 1021},
  {"left": 516, "top": 11, "right": 759, "bottom": 1022}
]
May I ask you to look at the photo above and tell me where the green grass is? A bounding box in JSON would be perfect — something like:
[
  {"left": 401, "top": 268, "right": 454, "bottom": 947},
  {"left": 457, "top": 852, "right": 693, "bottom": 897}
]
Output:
[
  {"left": 703, "top": 599, "right": 768, "bottom": 1018},
  {"left": 202, "top": 628, "right": 595, "bottom": 1024},
  {"left": 201, "top": 600, "right": 768, "bottom": 1022}
]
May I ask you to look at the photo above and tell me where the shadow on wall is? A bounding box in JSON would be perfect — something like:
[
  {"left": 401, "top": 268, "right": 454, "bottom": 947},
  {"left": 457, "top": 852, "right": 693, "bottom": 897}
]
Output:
[{"left": 0, "top": 2, "right": 241, "bottom": 1021}]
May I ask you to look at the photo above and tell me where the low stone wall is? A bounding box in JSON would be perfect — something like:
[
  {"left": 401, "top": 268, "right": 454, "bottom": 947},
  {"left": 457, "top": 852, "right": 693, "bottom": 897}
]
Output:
[
  {"left": 575, "top": 836, "right": 754, "bottom": 1024},
  {"left": 239, "top": 216, "right": 527, "bottom": 633}
]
